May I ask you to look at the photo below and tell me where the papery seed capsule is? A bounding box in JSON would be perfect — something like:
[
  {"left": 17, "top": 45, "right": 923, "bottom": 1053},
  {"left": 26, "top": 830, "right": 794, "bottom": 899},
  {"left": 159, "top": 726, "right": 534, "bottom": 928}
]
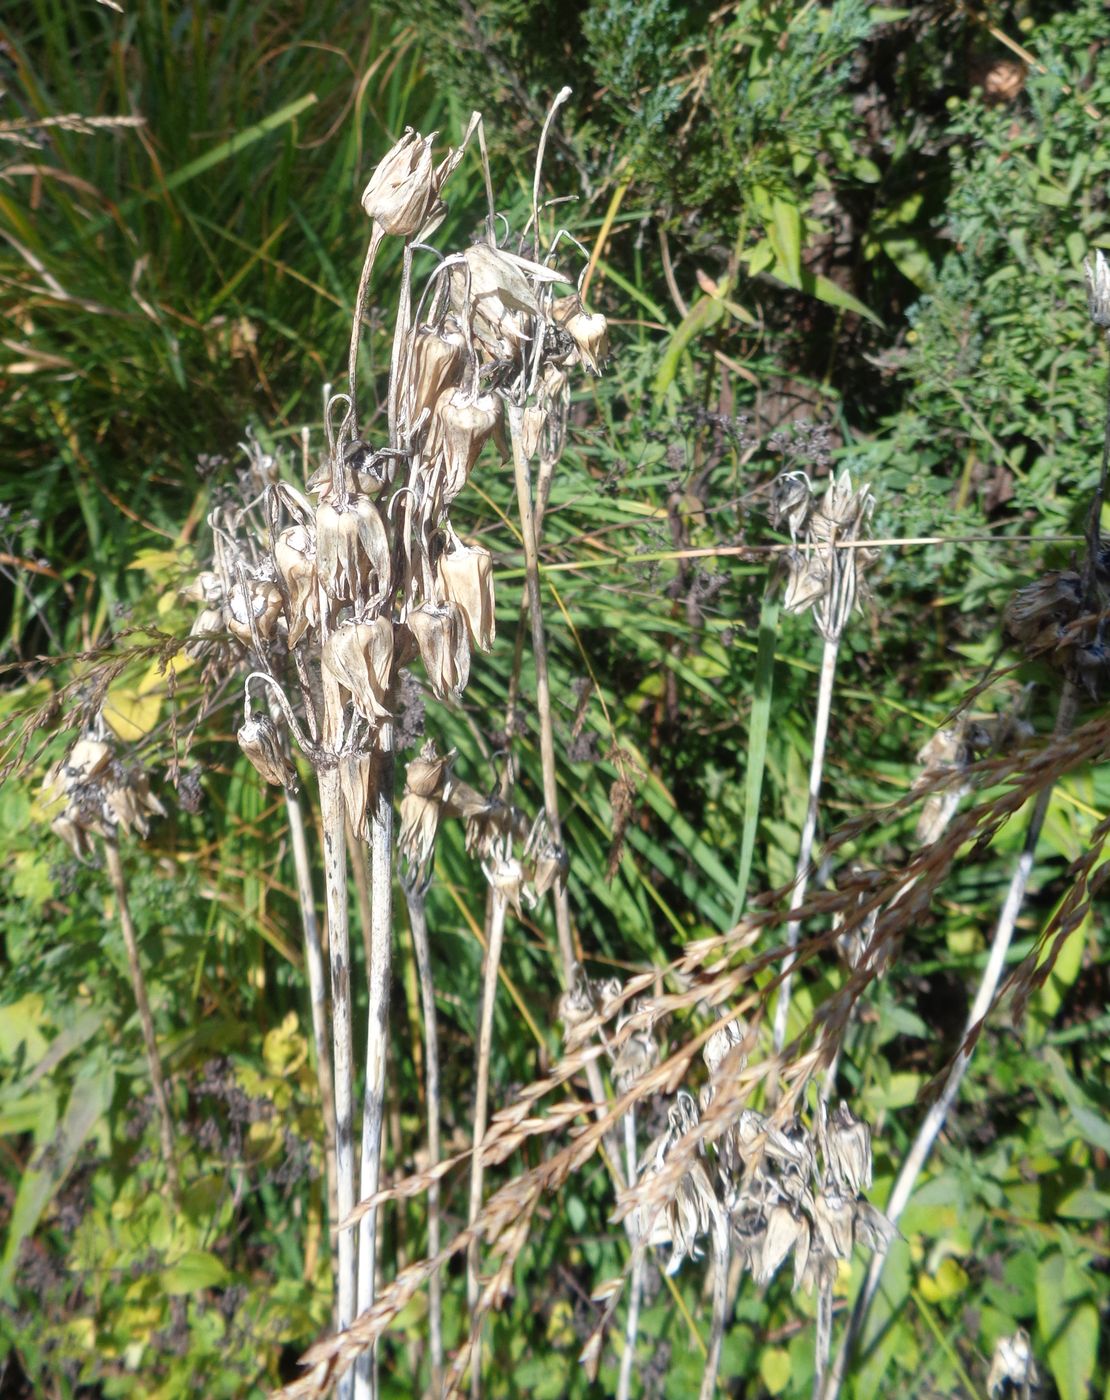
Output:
[
  {"left": 316, "top": 495, "right": 391, "bottom": 606},
  {"left": 437, "top": 537, "right": 495, "bottom": 652},
  {"left": 813, "top": 1191, "right": 854, "bottom": 1260},
  {"left": 757, "top": 1205, "right": 804, "bottom": 1284},
  {"left": 703, "top": 1016, "right": 746, "bottom": 1079},
  {"left": 783, "top": 553, "right": 828, "bottom": 614},
  {"left": 237, "top": 715, "right": 297, "bottom": 789},
  {"left": 399, "top": 790, "right": 440, "bottom": 887},
  {"left": 274, "top": 525, "right": 319, "bottom": 648},
  {"left": 227, "top": 580, "right": 283, "bottom": 648},
  {"left": 408, "top": 324, "right": 466, "bottom": 428},
  {"left": 65, "top": 738, "right": 112, "bottom": 784},
  {"left": 404, "top": 742, "right": 454, "bottom": 799},
  {"left": 433, "top": 389, "right": 500, "bottom": 502},
  {"left": 181, "top": 570, "right": 223, "bottom": 606},
  {"left": 322, "top": 618, "right": 394, "bottom": 722},
  {"left": 360, "top": 129, "right": 440, "bottom": 238},
  {"left": 824, "top": 1102, "right": 872, "bottom": 1195},
  {"left": 520, "top": 405, "right": 547, "bottom": 463},
  {"left": 562, "top": 307, "right": 609, "bottom": 377},
  {"left": 407, "top": 602, "right": 470, "bottom": 703}
]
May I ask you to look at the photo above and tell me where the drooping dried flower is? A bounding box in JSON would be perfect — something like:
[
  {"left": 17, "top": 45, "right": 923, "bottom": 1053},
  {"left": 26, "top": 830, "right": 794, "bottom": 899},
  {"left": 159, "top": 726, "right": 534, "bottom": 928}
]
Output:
[
  {"left": 640, "top": 1091, "right": 717, "bottom": 1276},
  {"left": 339, "top": 752, "right": 375, "bottom": 842},
  {"left": 819, "top": 1101, "right": 872, "bottom": 1196},
  {"left": 237, "top": 714, "right": 298, "bottom": 790},
  {"left": 315, "top": 495, "right": 391, "bottom": 607},
  {"left": 407, "top": 602, "right": 470, "bottom": 703},
  {"left": 987, "top": 1329, "right": 1039, "bottom": 1398},
  {"left": 398, "top": 742, "right": 454, "bottom": 888},
  {"left": 273, "top": 525, "right": 318, "bottom": 648},
  {"left": 322, "top": 618, "right": 395, "bottom": 723},
  {"left": 552, "top": 295, "right": 609, "bottom": 376},
  {"left": 227, "top": 578, "right": 283, "bottom": 648},
  {"left": 432, "top": 389, "right": 500, "bottom": 503},
  {"left": 1084, "top": 249, "right": 1110, "bottom": 330}
]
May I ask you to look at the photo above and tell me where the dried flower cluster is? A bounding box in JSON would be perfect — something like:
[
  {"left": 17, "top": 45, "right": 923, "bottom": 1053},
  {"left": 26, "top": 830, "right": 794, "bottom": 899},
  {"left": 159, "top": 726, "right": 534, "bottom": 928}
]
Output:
[
  {"left": 41, "top": 730, "right": 164, "bottom": 859},
  {"left": 773, "top": 469, "right": 876, "bottom": 640},
  {"left": 1003, "top": 568, "right": 1109, "bottom": 697}
]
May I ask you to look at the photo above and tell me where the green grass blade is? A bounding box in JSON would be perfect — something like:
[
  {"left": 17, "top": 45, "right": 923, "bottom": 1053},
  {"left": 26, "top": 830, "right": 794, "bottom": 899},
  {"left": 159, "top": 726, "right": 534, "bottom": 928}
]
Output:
[{"left": 730, "top": 588, "right": 780, "bottom": 924}]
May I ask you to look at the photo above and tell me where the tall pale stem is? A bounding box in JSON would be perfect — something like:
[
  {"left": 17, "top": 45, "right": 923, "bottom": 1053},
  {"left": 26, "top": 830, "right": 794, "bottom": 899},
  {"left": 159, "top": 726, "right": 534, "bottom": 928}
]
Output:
[
  {"left": 617, "top": 1107, "right": 641, "bottom": 1400},
  {"left": 407, "top": 888, "right": 444, "bottom": 1391},
  {"left": 506, "top": 404, "right": 625, "bottom": 1187},
  {"left": 103, "top": 833, "right": 180, "bottom": 1203},
  {"left": 772, "top": 634, "right": 840, "bottom": 1056},
  {"left": 700, "top": 1207, "right": 731, "bottom": 1400},
  {"left": 319, "top": 764, "right": 357, "bottom": 1399},
  {"left": 466, "top": 892, "right": 508, "bottom": 1399},
  {"left": 821, "top": 682, "right": 1080, "bottom": 1400},
  {"left": 285, "top": 790, "right": 339, "bottom": 1236},
  {"left": 355, "top": 747, "right": 395, "bottom": 1400}
]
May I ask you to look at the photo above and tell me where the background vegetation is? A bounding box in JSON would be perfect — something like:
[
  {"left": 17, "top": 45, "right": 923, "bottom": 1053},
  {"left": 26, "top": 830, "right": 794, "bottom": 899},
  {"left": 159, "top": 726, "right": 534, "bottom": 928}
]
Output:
[{"left": 2, "top": 1, "right": 1109, "bottom": 1396}]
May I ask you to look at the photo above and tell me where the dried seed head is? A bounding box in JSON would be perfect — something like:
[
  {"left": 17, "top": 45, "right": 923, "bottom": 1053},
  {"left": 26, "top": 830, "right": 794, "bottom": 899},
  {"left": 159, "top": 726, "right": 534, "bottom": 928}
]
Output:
[
  {"left": 557, "top": 965, "right": 596, "bottom": 1037},
  {"left": 853, "top": 1199, "right": 896, "bottom": 1255},
  {"left": 452, "top": 244, "right": 568, "bottom": 359},
  {"left": 322, "top": 618, "right": 394, "bottom": 722},
  {"left": 640, "top": 1091, "right": 716, "bottom": 1274},
  {"left": 812, "top": 1190, "right": 854, "bottom": 1260},
  {"left": 399, "top": 790, "right": 440, "bottom": 887},
  {"left": 273, "top": 525, "right": 319, "bottom": 648},
  {"left": 360, "top": 129, "right": 441, "bottom": 239},
  {"left": 611, "top": 1017, "right": 658, "bottom": 1094},
  {"left": 187, "top": 605, "right": 226, "bottom": 656},
  {"left": 432, "top": 389, "right": 500, "bottom": 502},
  {"left": 404, "top": 740, "right": 454, "bottom": 799},
  {"left": 181, "top": 569, "right": 223, "bottom": 606},
  {"left": 437, "top": 534, "right": 495, "bottom": 653},
  {"left": 315, "top": 495, "right": 391, "bottom": 607},
  {"left": 237, "top": 715, "right": 298, "bottom": 790},
  {"left": 407, "top": 602, "right": 471, "bottom": 703},
  {"left": 1085, "top": 249, "right": 1110, "bottom": 329},
  {"left": 482, "top": 851, "right": 533, "bottom": 918},
  {"left": 227, "top": 579, "right": 283, "bottom": 648},
  {"left": 43, "top": 735, "right": 165, "bottom": 845}
]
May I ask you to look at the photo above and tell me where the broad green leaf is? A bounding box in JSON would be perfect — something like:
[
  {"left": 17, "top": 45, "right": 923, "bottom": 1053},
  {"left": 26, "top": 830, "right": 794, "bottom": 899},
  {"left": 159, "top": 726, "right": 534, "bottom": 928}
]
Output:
[
  {"left": 160, "top": 1249, "right": 230, "bottom": 1295},
  {"left": 1037, "top": 1253, "right": 1098, "bottom": 1400},
  {"left": 759, "top": 1346, "right": 792, "bottom": 1394}
]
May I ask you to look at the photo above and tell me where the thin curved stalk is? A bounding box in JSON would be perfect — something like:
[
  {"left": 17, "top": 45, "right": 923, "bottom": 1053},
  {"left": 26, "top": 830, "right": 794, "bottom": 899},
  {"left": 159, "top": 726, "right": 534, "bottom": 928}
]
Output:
[
  {"left": 103, "top": 833, "right": 180, "bottom": 1204},
  {"left": 355, "top": 749, "right": 395, "bottom": 1400},
  {"left": 466, "top": 892, "right": 508, "bottom": 1399},
  {"left": 406, "top": 887, "right": 444, "bottom": 1392},
  {"left": 286, "top": 790, "right": 339, "bottom": 1238},
  {"left": 319, "top": 765, "right": 356, "bottom": 1400},
  {"left": 772, "top": 634, "right": 840, "bottom": 1056},
  {"left": 822, "top": 681, "right": 1079, "bottom": 1400}
]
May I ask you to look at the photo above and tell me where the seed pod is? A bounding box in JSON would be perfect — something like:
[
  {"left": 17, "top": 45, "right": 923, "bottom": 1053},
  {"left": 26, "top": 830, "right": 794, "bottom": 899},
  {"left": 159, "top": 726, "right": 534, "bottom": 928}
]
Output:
[
  {"left": 227, "top": 580, "right": 283, "bottom": 648},
  {"left": 103, "top": 769, "right": 165, "bottom": 837},
  {"left": 770, "top": 472, "right": 813, "bottom": 543},
  {"left": 433, "top": 389, "right": 499, "bottom": 502},
  {"left": 407, "top": 602, "right": 470, "bottom": 702},
  {"left": 322, "top": 618, "right": 394, "bottom": 722},
  {"left": 783, "top": 551, "right": 828, "bottom": 614},
  {"left": 702, "top": 1016, "right": 746, "bottom": 1080},
  {"left": 65, "top": 738, "right": 112, "bottom": 785},
  {"left": 360, "top": 129, "right": 440, "bottom": 239},
  {"left": 237, "top": 715, "right": 297, "bottom": 789},
  {"left": 757, "top": 1205, "right": 804, "bottom": 1285},
  {"left": 316, "top": 495, "right": 391, "bottom": 606},
  {"left": 399, "top": 791, "right": 439, "bottom": 888},
  {"left": 482, "top": 853, "right": 532, "bottom": 918},
  {"left": 1003, "top": 570, "right": 1082, "bottom": 651},
  {"left": 273, "top": 525, "right": 319, "bottom": 648},
  {"left": 1085, "top": 249, "right": 1110, "bottom": 329},
  {"left": 405, "top": 742, "right": 454, "bottom": 799},
  {"left": 437, "top": 537, "right": 495, "bottom": 652},
  {"left": 408, "top": 324, "right": 466, "bottom": 428},
  {"left": 519, "top": 404, "right": 547, "bottom": 463},
  {"left": 853, "top": 1199, "right": 896, "bottom": 1254},
  {"left": 553, "top": 296, "right": 609, "bottom": 376}
]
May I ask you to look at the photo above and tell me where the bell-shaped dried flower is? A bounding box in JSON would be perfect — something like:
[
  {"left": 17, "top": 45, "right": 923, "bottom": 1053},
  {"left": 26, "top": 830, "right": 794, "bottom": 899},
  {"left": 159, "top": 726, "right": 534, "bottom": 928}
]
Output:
[
  {"left": 405, "top": 741, "right": 454, "bottom": 798},
  {"left": 756, "top": 1203, "right": 806, "bottom": 1285},
  {"left": 273, "top": 525, "right": 319, "bottom": 648},
  {"left": 322, "top": 617, "right": 394, "bottom": 722},
  {"left": 433, "top": 388, "right": 500, "bottom": 502},
  {"left": 853, "top": 1199, "right": 896, "bottom": 1255},
  {"left": 557, "top": 965, "right": 595, "bottom": 1040},
  {"left": 187, "top": 605, "right": 226, "bottom": 656},
  {"left": 360, "top": 128, "right": 440, "bottom": 239},
  {"left": 820, "top": 1101, "right": 872, "bottom": 1196},
  {"left": 407, "top": 323, "right": 466, "bottom": 429},
  {"left": 703, "top": 1016, "right": 746, "bottom": 1081},
  {"left": 181, "top": 570, "right": 223, "bottom": 606},
  {"left": 407, "top": 601, "right": 470, "bottom": 702},
  {"left": 640, "top": 1092, "right": 716, "bottom": 1275},
  {"left": 103, "top": 769, "right": 165, "bottom": 838},
  {"left": 315, "top": 494, "right": 391, "bottom": 607},
  {"left": 783, "top": 551, "right": 828, "bottom": 614},
  {"left": 482, "top": 851, "right": 533, "bottom": 918},
  {"left": 812, "top": 1190, "right": 854, "bottom": 1260},
  {"left": 227, "top": 579, "right": 283, "bottom": 648},
  {"left": 987, "top": 1330, "right": 1039, "bottom": 1399},
  {"left": 770, "top": 472, "right": 813, "bottom": 543},
  {"left": 553, "top": 295, "right": 609, "bottom": 376},
  {"left": 398, "top": 742, "right": 453, "bottom": 887},
  {"left": 452, "top": 244, "right": 568, "bottom": 358},
  {"left": 437, "top": 535, "right": 495, "bottom": 653},
  {"left": 237, "top": 715, "right": 297, "bottom": 790},
  {"left": 1003, "top": 570, "right": 1082, "bottom": 653}
]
